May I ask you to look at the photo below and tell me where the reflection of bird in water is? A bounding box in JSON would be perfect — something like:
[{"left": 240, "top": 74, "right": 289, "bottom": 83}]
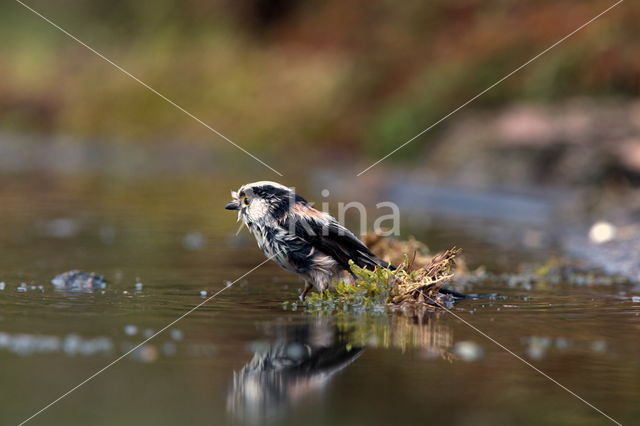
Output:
[
  {"left": 227, "top": 322, "right": 363, "bottom": 424},
  {"left": 227, "top": 312, "right": 457, "bottom": 423}
]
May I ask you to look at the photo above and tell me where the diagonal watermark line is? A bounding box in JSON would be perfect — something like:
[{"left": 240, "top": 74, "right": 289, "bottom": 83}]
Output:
[
  {"left": 422, "top": 292, "right": 622, "bottom": 426},
  {"left": 17, "top": 257, "right": 274, "bottom": 426},
  {"left": 15, "top": 0, "right": 284, "bottom": 177},
  {"left": 357, "top": 0, "right": 624, "bottom": 176}
]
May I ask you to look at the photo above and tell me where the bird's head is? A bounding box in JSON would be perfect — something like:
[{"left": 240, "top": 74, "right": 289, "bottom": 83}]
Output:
[{"left": 225, "top": 181, "right": 297, "bottom": 225}]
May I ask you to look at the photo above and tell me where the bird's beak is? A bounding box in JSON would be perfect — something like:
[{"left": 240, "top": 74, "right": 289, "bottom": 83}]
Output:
[{"left": 225, "top": 201, "right": 240, "bottom": 210}]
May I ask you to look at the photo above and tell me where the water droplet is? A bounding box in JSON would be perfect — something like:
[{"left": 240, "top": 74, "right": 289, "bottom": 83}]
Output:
[
  {"left": 591, "top": 340, "right": 607, "bottom": 353},
  {"left": 589, "top": 221, "right": 616, "bottom": 244},
  {"left": 124, "top": 325, "right": 138, "bottom": 336},
  {"left": 183, "top": 232, "right": 206, "bottom": 251},
  {"left": 170, "top": 329, "right": 183, "bottom": 341},
  {"left": 454, "top": 341, "right": 484, "bottom": 361}
]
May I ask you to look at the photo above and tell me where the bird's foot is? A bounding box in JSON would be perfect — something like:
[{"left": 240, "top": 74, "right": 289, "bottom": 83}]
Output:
[{"left": 299, "top": 281, "right": 313, "bottom": 301}]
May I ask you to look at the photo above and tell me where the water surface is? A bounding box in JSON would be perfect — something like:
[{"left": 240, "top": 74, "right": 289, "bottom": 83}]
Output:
[{"left": 0, "top": 174, "right": 638, "bottom": 425}]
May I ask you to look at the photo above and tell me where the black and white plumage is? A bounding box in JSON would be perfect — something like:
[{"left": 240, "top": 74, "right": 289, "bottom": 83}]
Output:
[{"left": 225, "top": 181, "right": 392, "bottom": 299}]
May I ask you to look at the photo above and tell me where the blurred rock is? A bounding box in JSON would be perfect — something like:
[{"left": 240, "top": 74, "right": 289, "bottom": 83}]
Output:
[
  {"left": 424, "top": 99, "right": 640, "bottom": 189},
  {"left": 51, "top": 270, "right": 107, "bottom": 291}
]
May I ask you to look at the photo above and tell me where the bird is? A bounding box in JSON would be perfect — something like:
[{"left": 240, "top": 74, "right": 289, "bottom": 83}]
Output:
[{"left": 225, "top": 181, "right": 393, "bottom": 300}]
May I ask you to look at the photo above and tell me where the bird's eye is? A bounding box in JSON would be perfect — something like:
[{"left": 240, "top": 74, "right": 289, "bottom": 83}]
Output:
[{"left": 242, "top": 196, "right": 250, "bottom": 206}]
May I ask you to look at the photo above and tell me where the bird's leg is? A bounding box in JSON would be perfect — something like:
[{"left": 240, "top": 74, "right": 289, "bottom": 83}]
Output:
[{"left": 299, "top": 281, "right": 313, "bottom": 301}]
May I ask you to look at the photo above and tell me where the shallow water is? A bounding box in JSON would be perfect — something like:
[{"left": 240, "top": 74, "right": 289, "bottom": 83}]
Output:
[{"left": 1, "top": 174, "right": 639, "bottom": 425}]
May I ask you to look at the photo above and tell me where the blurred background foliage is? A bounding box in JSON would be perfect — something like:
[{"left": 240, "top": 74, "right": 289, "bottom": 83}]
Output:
[{"left": 0, "top": 0, "right": 636, "bottom": 163}]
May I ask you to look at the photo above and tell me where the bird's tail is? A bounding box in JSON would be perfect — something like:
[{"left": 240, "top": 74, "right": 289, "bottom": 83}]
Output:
[{"left": 437, "top": 288, "right": 467, "bottom": 299}]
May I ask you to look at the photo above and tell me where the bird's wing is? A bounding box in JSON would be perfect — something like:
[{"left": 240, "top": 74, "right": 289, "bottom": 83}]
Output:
[{"left": 281, "top": 204, "right": 391, "bottom": 272}]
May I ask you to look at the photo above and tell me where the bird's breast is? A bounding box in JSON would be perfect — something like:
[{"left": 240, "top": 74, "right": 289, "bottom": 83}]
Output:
[{"left": 248, "top": 223, "right": 313, "bottom": 274}]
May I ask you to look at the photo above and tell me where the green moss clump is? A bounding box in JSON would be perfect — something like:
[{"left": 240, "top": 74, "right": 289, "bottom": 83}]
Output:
[
  {"left": 297, "top": 248, "right": 461, "bottom": 313},
  {"left": 303, "top": 260, "right": 396, "bottom": 312}
]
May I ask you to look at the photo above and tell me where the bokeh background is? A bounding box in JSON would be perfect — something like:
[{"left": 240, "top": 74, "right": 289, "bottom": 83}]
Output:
[
  {"left": 0, "top": 0, "right": 636, "bottom": 165},
  {"left": 1, "top": 0, "right": 638, "bottom": 274}
]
